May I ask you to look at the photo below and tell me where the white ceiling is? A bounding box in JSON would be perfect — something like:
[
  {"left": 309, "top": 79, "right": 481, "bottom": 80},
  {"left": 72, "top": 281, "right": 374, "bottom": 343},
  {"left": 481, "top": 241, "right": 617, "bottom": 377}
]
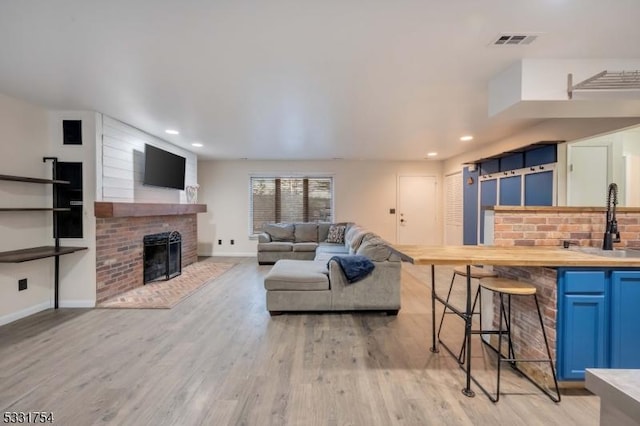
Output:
[{"left": 1, "top": 0, "right": 640, "bottom": 160}]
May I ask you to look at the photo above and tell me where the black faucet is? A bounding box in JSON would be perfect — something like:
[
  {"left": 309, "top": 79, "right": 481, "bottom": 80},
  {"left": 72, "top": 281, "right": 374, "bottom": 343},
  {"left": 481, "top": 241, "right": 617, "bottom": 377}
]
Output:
[{"left": 602, "top": 183, "right": 620, "bottom": 250}]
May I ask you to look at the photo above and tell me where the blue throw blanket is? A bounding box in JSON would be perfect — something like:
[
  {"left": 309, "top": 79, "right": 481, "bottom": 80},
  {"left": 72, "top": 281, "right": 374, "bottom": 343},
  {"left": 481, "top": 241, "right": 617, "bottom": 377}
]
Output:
[{"left": 328, "top": 255, "right": 375, "bottom": 284}]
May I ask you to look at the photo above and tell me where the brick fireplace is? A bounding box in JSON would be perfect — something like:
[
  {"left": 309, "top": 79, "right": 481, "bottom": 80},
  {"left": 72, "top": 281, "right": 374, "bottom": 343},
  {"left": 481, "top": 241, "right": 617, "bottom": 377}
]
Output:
[{"left": 94, "top": 202, "right": 206, "bottom": 303}]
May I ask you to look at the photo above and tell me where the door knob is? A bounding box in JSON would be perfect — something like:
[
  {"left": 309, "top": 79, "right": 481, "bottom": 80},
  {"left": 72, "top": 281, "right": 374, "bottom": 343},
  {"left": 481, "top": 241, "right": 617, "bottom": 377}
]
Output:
[{"left": 400, "top": 219, "right": 405, "bottom": 223}]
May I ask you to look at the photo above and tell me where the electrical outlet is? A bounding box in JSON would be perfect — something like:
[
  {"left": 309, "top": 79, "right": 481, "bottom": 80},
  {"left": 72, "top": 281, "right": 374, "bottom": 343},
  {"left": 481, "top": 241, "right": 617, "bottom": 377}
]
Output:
[
  {"left": 218, "top": 239, "right": 222, "bottom": 245},
  {"left": 230, "top": 239, "right": 235, "bottom": 245},
  {"left": 18, "top": 278, "right": 27, "bottom": 291}
]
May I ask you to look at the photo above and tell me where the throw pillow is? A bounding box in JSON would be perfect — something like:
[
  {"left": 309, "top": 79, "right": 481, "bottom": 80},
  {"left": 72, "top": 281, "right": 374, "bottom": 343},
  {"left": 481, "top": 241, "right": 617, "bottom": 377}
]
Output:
[{"left": 325, "top": 224, "right": 346, "bottom": 244}]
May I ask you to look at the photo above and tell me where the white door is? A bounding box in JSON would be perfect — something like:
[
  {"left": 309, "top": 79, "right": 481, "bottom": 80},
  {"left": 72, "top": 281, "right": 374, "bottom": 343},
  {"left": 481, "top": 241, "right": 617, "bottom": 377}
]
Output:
[
  {"left": 626, "top": 155, "right": 640, "bottom": 206},
  {"left": 397, "top": 176, "right": 438, "bottom": 245},
  {"left": 444, "top": 172, "right": 463, "bottom": 245},
  {"left": 568, "top": 145, "right": 609, "bottom": 206}
]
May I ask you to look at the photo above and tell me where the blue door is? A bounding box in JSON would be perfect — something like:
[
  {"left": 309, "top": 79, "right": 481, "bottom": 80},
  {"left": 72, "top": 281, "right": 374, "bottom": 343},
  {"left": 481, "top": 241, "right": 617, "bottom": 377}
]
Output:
[
  {"left": 558, "top": 271, "right": 607, "bottom": 380},
  {"left": 610, "top": 271, "right": 640, "bottom": 368},
  {"left": 524, "top": 171, "right": 553, "bottom": 206},
  {"left": 499, "top": 175, "right": 521, "bottom": 206}
]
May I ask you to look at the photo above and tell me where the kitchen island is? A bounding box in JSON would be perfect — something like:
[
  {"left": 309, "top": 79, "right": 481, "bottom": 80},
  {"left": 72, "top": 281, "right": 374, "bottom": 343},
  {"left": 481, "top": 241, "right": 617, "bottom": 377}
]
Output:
[{"left": 391, "top": 244, "right": 640, "bottom": 395}]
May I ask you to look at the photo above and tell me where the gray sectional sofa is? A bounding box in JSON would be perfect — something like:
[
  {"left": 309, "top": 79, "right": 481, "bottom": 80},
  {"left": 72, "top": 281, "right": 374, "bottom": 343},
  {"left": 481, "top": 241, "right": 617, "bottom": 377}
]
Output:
[
  {"left": 260, "top": 222, "right": 402, "bottom": 315},
  {"left": 257, "top": 222, "right": 346, "bottom": 265}
]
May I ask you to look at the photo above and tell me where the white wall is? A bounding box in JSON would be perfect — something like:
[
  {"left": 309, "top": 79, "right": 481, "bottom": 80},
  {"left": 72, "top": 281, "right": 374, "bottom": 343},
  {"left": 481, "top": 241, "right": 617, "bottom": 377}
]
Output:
[
  {"left": 197, "top": 159, "right": 443, "bottom": 256},
  {"left": 98, "top": 115, "right": 197, "bottom": 202},
  {"left": 0, "top": 94, "right": 98, "bottom": 324},
  {"left": 0, "top": 93, "right": 54, "bottom": 324}
]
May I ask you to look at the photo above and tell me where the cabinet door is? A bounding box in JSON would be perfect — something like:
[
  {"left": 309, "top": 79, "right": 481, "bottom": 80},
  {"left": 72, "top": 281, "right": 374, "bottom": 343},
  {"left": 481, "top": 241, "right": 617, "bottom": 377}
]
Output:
[
  {"left": 499, "top": 175, "right": 521, "bottom": 206},
  {"left": 610, "top": 271, "right": 640, "bottom": 368},
  {"left": 463, "top": 167, "right": 479, "bottom": 245},
  {"left": 561, "top": 294, "right": 607, "bottom": 380},
  {"left": 479, "top": 179, "right": 497, "bottom": 244},
  {"left": 558, "top": 271, "right": 607, "bottom": 380},
  {"left": 524, "top": 171, "right": 553, "bottom": 206}
]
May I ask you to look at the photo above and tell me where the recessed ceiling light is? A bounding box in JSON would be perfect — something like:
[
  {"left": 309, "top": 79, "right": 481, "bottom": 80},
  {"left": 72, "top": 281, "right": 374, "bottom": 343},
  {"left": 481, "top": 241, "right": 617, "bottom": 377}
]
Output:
[
  {"left": 460, "top": 135, "right": 473, "bottom": 141},
  {"left": 191, "top": 142, "right": 203, "bottom": 147},
  {"left": 427, "top": 152, "right": 438, "bottom": 157},
  {"left": 165, "top": 129, "right": 179, "bottom": 135}
]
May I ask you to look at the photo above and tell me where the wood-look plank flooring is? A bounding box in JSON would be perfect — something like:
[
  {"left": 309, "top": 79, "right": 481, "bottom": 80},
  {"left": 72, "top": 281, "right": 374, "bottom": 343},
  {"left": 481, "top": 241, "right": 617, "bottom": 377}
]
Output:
[{"left": 0, "top": 258, "right": 598, "bottom": 425}]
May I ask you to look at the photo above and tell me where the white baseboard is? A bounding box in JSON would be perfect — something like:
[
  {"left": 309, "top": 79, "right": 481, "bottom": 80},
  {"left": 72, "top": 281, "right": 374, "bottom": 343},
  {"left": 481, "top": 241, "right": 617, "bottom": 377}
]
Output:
[
  {"left": 59, "top": 299, "right": 96, "bottom": 308},
  {"left": 0, "top": 301, "right": 51, "bottom": 327}
]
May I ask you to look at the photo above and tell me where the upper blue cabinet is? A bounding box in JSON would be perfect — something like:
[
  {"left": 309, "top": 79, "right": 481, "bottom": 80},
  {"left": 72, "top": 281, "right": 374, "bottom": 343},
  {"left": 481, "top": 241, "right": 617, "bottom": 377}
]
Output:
[
  {"left": 524, "top": 145, "right": 557, "bottom": 168},
  {"left": 500, "top": 153, "right": 524, "bottom": 171}
]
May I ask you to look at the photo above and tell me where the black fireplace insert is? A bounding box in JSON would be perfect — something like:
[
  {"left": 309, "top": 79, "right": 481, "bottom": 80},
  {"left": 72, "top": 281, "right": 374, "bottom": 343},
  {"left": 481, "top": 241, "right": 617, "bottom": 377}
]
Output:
[{"left": 143, "top": 231, "right": 182, "bottom": 283}]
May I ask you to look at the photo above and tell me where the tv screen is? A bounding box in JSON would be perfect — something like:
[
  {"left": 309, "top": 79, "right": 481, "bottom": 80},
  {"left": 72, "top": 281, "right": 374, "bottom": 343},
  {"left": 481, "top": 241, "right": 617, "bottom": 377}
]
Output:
[{"left": 143, "top": 144, "right": 186, "bottom": 190}]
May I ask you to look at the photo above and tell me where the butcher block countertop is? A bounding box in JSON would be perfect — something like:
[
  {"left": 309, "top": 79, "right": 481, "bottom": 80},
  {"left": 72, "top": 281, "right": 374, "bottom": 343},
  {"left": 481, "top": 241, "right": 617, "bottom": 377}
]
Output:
[
  {"left": 391, "top": 245, "right": 640, "bottom": 268},
  {"left": 488, "top": 206, "right": 640, "bottom": 213}
]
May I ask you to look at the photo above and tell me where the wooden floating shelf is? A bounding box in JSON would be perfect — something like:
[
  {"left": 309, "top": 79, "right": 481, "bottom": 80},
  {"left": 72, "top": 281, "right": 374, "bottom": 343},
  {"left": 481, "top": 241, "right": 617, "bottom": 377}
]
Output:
[
  {"left": 0, "top": 246, "right": 88, "bottom": 263},
  {"left": 0, "top": 174, "right": 70, "bottom": 185},
  {"left": 94, "top": 202, "right": 207, "bottom": 218},
  {"left": 0, "top": 208, "right": 71, "bottom": 212}
]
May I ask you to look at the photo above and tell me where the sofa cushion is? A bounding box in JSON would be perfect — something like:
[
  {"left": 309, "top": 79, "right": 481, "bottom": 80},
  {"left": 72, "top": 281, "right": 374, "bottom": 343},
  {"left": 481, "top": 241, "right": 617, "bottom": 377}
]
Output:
[
  {"left": 264, "top": 260, "right": 329, "bottom": 291},
  {"left": 264, "top": 223, "right": 295, "bottom": 242},
  {"left": 356, "top": 236, "right": 393, "bottom": 261},
  {"left": 347, "top": 228, "right": 372, "bottom": 254},
  {"left": 258, "top": 242, "right": 293, "bottom": 252},
  {"left": 344, "top": 224, "right": 363, "bottom": 244},
  {"left": 325, "top": 224, "right": 346, "bottom": 244},
  {"left": 318, "top": 222, "right": 332, "bottom": 242},
  {"left": 293, "top": 242, "right": 318, "bottom": 252},
  {"left": 294, "top": 223, "right": 318, "bottom": 242}
]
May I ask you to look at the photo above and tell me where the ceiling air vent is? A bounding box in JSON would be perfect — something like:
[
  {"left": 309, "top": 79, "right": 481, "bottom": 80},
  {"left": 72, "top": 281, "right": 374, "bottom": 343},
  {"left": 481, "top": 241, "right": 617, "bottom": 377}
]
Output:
[{"left": 491, "top": 33, "right": 538, "bottom": 46}]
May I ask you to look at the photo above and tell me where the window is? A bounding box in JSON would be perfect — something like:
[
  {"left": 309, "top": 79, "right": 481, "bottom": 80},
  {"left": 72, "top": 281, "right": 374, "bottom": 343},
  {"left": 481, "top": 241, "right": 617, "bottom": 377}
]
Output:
[{"left": 250, "top": 176, "right": 333, "bottom": 234}]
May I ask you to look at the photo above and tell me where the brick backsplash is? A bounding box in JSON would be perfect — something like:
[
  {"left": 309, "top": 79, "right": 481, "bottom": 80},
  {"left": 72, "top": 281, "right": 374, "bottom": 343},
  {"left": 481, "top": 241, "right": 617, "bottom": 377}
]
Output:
[
  {"left": 494, "top": 211, "right": 640, "bottom": 248},
  {"left": 95, "top": 214, "right": 198, "bottom": 303},
  {"left": 491, "top": 266, "right": 558, "bottom": 386},
  {"left": 488, "top": 208, "right": 640, "bottom": 384}
]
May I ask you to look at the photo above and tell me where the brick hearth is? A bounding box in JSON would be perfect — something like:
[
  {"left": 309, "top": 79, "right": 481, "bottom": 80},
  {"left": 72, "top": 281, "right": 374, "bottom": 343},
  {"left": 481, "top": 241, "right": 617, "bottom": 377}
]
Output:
[{"left": 95, "top": 214, "right": 198, "bottom": 303}]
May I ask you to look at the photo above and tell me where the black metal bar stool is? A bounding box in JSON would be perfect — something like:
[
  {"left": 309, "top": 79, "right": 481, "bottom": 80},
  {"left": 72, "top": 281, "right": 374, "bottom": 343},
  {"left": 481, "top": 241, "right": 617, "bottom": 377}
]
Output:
[
  {"left": 471, "top": 277, "right": 561, "bottom": 403},
  {"left": 437, "top": 265, "right": 497, "bottom": 363}
]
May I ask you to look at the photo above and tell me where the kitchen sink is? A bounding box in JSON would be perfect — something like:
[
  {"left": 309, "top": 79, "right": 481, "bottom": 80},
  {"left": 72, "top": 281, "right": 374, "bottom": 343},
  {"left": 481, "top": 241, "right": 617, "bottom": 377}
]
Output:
[{"left": 568, "top": 246, "right": 640, "bottom": 258}]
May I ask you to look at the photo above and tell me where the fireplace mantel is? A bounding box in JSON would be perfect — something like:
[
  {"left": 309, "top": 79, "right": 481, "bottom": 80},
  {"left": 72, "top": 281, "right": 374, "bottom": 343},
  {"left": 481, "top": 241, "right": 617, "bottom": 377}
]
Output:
[{"left": 94, "top": 202, "right": 207, "bottom": 218}]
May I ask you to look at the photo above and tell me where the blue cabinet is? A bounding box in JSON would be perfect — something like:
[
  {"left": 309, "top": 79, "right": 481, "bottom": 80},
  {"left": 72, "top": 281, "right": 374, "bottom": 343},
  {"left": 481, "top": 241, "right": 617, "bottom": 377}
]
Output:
[
  {"left": 558, "top": 271, "right": 607, "bottom": 380},
  {"left": 610, "top": 271, "right": 640, "bottom": 368},
  {"left": 499, "top": 175, "right": 521, "bottom": 206},
  {"left": 524, "top": 171, "right": 553, "bottom": 206},
  {"left": 479, "top": 179, "right": 497, "bottom": 244},
  {"left": 558, "top": 269, "right": 640, "bottom": 380},
  {"left": 463, "top": 167, "right": 479, "bottom": 245}
]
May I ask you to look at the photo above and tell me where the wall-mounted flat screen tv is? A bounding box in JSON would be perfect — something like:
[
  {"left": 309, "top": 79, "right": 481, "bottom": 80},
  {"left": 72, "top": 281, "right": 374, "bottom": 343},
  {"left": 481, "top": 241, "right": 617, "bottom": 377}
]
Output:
[{"left": 143, "top": 144, "right": 186, "bottom": 190}]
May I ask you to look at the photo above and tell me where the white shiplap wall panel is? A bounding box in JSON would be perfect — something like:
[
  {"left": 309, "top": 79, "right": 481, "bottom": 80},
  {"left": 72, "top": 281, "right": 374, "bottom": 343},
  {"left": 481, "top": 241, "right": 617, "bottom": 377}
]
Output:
[
  {"left": 99, "top": 115, "right": 197, "bottom": 202},
  {"left": 102, "top": 144, "right": 135, "bottom": 164},
  {"left": 102, "top": 176, "right": 134, "bottom": 190},
  {"left": 102, "top": 186, "right": 134, "bottom": 200},
  {"left": 102, "top": 155, "right": 134, "bottom": 173},
  {"left": 103, "top": 165, "right": 135, "bottom": 181}
]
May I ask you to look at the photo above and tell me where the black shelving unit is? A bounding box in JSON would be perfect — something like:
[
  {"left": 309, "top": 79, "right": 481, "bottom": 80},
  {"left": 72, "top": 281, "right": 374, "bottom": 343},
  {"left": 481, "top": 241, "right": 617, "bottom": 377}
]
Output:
[{"left": 0, "top": 159, "right": 87, "bottom": 309}]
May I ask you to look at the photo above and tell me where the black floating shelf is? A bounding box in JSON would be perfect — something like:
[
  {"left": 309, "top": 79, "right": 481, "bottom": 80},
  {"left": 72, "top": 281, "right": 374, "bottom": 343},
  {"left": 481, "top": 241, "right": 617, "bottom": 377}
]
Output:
[
  {"left": 0, "top": 246, "right": 88, "bottom": 263},
  {"left": 0, "top": 174, "right": 70, "bottom": 185},
  {"left": 0, "top": 208, "right": 72, "bottom": 212}
]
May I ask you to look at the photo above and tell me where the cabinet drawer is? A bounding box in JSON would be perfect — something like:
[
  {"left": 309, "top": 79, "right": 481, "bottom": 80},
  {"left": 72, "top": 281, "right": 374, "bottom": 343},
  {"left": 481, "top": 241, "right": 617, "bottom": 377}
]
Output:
[{"left": 563, "top": 271, "right": 606, "bottom": 293}]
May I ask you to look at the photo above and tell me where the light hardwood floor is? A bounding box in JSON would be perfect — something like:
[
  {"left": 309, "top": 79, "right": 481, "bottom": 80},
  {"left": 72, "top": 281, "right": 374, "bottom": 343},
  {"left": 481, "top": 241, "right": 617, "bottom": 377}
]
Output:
[{"left": 0, "top": 258, "right": 598, "bottom": 425}]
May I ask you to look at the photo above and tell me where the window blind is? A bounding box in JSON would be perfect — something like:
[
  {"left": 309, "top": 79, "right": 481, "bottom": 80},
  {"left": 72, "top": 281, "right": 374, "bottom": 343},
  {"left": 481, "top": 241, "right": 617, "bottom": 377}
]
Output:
[{"left": 250, "top": 177, "right": 333, "bottom": 234}]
